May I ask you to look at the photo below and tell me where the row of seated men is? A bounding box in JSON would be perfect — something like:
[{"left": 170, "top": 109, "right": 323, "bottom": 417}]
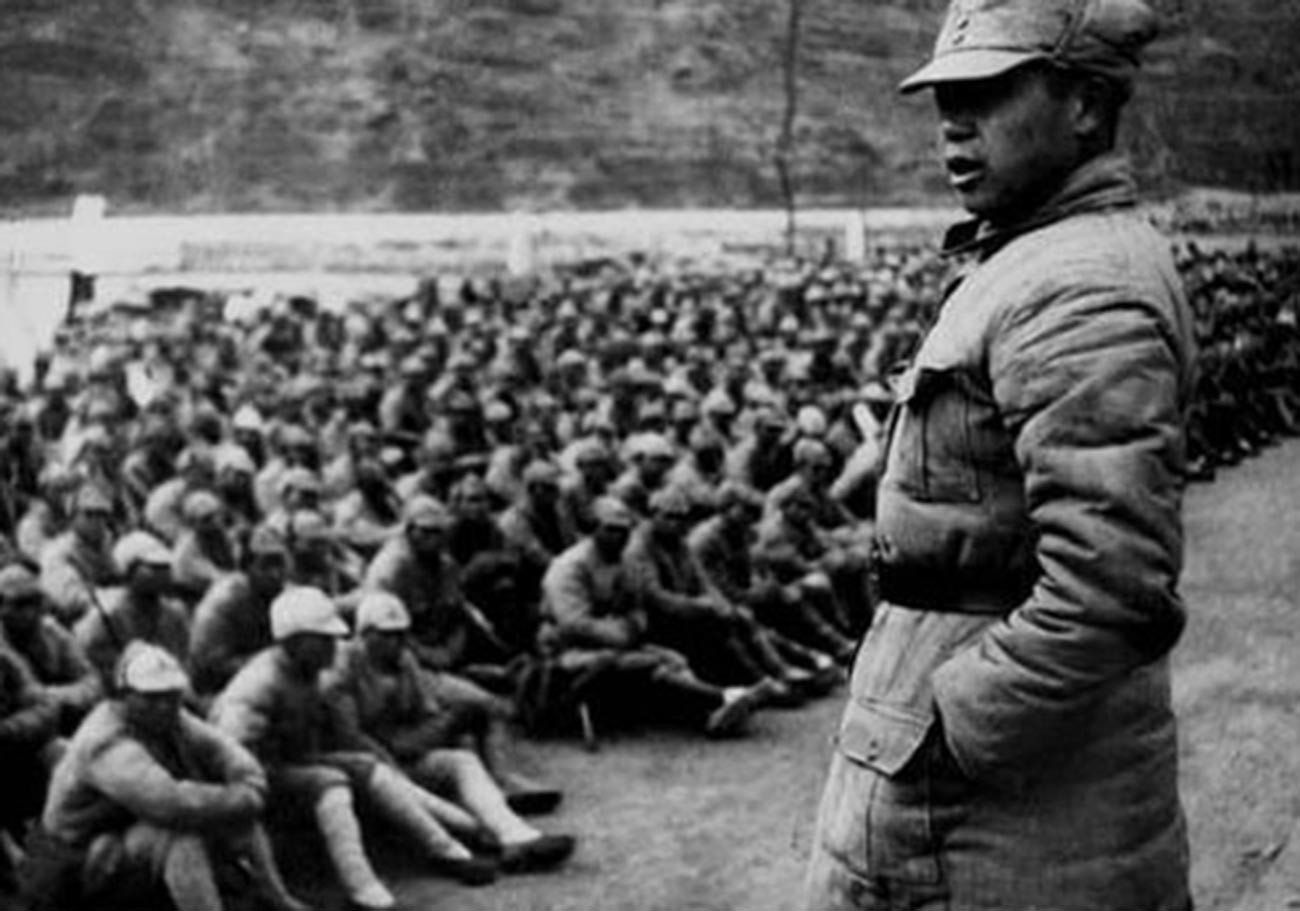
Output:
[
  {"left": 0, "top": 454, "right": 868, "bottom": 910},
  {"left": 0, "top": 557, "right": 580, "bottom": 911}
]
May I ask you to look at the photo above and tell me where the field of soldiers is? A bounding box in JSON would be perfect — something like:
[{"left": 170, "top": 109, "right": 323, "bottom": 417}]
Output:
[{"left": 0, "top": 235, "right": 1297, "bottom": 910}]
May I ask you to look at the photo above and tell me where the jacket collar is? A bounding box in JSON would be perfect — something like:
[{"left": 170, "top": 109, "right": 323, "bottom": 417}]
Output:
[{"left": 941, "top": 153, "right": 1139, "bottom": 260}]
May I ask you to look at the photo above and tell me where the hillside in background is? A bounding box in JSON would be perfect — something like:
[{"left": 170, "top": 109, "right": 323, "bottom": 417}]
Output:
[{"left": 0, "top": 0, "right": 1296, "bottom": 215}]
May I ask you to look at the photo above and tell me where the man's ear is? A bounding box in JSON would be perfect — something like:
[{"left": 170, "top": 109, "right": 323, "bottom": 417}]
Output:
[{"left": 1071, "top": 76, "right": 1119, "bottom": 149}]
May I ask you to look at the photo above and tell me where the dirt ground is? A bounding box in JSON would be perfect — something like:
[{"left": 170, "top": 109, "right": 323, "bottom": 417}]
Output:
[{"left": 285, "top": 438, "right": 1300, "bottom": 911}]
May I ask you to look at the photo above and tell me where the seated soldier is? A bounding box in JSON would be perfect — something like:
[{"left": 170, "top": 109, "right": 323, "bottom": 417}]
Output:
[
  {"left": 16, "top": 465, "right": 78, "bottom": 564},
  {"left": 690, "top": 482, "right": 856, "bottom": 665},
  {"left": 188, "top": 527, "right": 289, "bottom": 697},
  {"left": 537, "top": 497, "right": 778, "bottom": 738},
  {"left": 0, "top": 564, "right": 102, "bottom": 741},
  {"left": 763, "top": 438, "right": 857, "bottom": 532},
  {"left": 497, "top": 460, "right": 577, "bottom": 598},
  {"left": 75, "top": 531, "right": 191, "bottom": 687},
  {"left": 26, "top": 642, "right": 306, "bottom": 911},
  {"left": 171, "top": 490, "right": 239, "bottom": 601},
  {"left": 365, "top": 496, "right": 512, "bottom": 710},
  {"left": 0, "top": 641, "right": 61, "bottom": 895},
  {"left": 211, "top": 587, "right": 499, "bottom": 911},
  {"left": 39, "top": 484, "right": 121, "bottom": 627},
  {"left": 755, "top": 482, "right": 873, "bottom": 638},
  {"left": 280, "top": 508, "right": 364, "bottom": 596},
  {"left": 623, "top": 487, "right": 816, "bottom": 704},
  {"left": 144, "top": 448, "right": 217, "bottom": 545},
  {"left": 331, "top": 459, "right": 402, "bottom": 560},
  {"left": 609, "top": 433, "right": 677, "bottom": 518},
  {"left": 325, "top": 592, "right": 575, "bottom": 872},
  {"left": 446, "top": 474, "right": 509, "bottom": 568},
  {"left": 666, "top": 423, "right": 729, "bottom": 521}
]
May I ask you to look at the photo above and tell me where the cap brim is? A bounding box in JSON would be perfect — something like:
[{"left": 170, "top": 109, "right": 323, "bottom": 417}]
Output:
[
  {"left": 325, "top": 617, "right": 350, "bottom": 637},
  {"left": 127, "top": 669, "right": 190, "bottom": 693},
  {"left": 899, "top": 49, "right": 1044, "bottom": 94}
]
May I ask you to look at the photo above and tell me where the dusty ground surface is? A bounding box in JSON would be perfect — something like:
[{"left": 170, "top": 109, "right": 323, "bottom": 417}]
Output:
[{"left": 284, "top": 438, "right": 1300, "bottom": 911}]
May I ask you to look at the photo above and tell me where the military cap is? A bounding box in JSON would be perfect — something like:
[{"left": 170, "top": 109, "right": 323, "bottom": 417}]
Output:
[
  {"left": 38, "top": 464, "right": 78, "bottom": 493},
  {"left": 648, "top": 487, "right": 693, "bottom": 518},
  {"left": 278, "top": 424, "right": 315, "bottom": 449},
  {"left": 592, "top": 496, "right": 636, "bottom": 530},
  {"left": 114, "top": 531, "right": 173, "bottom": 574},
  {"left": 214, "top": 443, "right": 256, "bottom": 476},
  {"left": 638, "top": 399, "right": 668, "bottom": 422},
  {"left": 421, "top": 430, "right": 456, "bottom": 461},
  {"left": 571, "top": 437, "right": 609, "bottom": 466},
  {"left": 671, "top": 399, "right": 701, "bottom": 423},
  {"left": 555, "top": 349, "right": 588, "bottom": 370},
  {"left": 73, "top": 484, "right": 115, "bottom": 514},
  {"left": 0, "top": 565, "right": 41, "bottom": 602},
  {"left": 688, "top": 424, "right": 726, "bottom": 453},
  {"left": 443, "top": 389, "right": 479, "bottom": 413},
  {"left": 115, "top": 642, "right": 189, "bottom": 694},
  {"left": 701, "top": 389, "right": 738, "bottom": 417},
  {"left": 404, "top": 495, "right": 452, "bottom": 530},
  {"left": 355, "top": 591, "right": 411, "bottom": 633},
  {"left": 446, "top": 351, "right": 477, "bottom": 372},
  {"left": 182, "top": 490, "right": 224, "bottom": 524},
  {"left": 756, "top": 408, "right": 791, "bottom": 431},
  {"left": 483, "top": 400, "right": 515, "bottom": 424},
  {"left": 287, "top": 509, "right": 332, "bottom": 543},
  {"left": 398, "top": 354, "right": 426, "bottom": 377},
  {"left": 860, "top": 381, "right": 895, "bottom": 406},
  {"left": 177, "top": 447, "right": 216, "bottom": 475},
  {"left": 717, "top": 481, "right": 765, "bottom": 513},
  {"left": 247, "top": 525, "right": 289, "bottom": 556},
  {"left": 232, "top": 404, "right": 265, "bottom": 433},
  {"left": 522, "top": 460, "right": 561, "bottom": 488},
  {"left": 347, "top": 420, "right": 378, "bottom": 440},
  {"left": 794, "top": 438, "right": 833, "bottom": 467},
  {"left": 900, "top": 0, "right": 1159, "bottom": 94},
  {"left": 270, "top": 586, "right": 348, "bottom": 641},
  {"left": 796, "top": 405, "right": 829, "bottom": 438},
  {"left": 627, "top": 432, "right": 676, "bottom": 462},
  {"left": 278, "top": 467, "right": 322, "bottom": 499}
]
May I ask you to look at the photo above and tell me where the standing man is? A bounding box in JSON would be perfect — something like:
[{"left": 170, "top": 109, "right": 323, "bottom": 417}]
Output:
[{"left": 804, "top": 2, "right": 1194, "bottom": 910}]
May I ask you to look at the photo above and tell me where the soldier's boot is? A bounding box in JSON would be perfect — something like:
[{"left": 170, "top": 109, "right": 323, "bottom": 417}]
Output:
[
  {"left": 705, "top": 679, "right": 785, "bottom": 738},
  {"left": 364, "top": 764, "right": 497, "bottom": 886},
  {"left": 313, "top": 787, "right": 395, "bottom": 910},
  {"left": 794, "top": 586, "right": 859, "bottom": 659},
  {"left": 768, "top": 632, "right": 845, "bottom": 695},
  {"left": 736, "top": 624, "right": 812, "bottom": 705},
  {"left": 161, "top": 834, "right": 224, "bottom": 911},
  {"left": 462, "top": 714, "right": 564, "bottom": 817},
  {"left": 236, "top": 824, "right": 314, "bottom": 911}
]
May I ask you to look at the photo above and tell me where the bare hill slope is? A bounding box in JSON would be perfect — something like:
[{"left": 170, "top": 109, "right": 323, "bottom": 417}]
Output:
[{"left": 0, "top": 0, "right": 1296, "bottom": 214}]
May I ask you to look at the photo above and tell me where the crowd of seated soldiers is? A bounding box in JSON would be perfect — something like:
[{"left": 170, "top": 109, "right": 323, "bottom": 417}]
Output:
[
  {"left": 0, "top": 238, "right": 1295, "bottom": 909},
  {"left": 1179, "top": 242, "right": 1300, "bottom": 479}
]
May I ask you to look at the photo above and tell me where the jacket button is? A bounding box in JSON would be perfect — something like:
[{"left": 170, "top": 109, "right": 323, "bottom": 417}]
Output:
[{"left": 867, "top": 739, "right": 880, "bottom": 760}]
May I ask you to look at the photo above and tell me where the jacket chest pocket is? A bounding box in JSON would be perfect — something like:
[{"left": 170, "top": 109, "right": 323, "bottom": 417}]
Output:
[{"left": 885, "top": 366, "right": 985, "bottom": 503}]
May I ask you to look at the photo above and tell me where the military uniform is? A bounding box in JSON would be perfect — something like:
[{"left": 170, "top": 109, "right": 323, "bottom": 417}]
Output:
[
  {"left": 188, "top": 572, "right": 275, "bottom": 696},
  {"left": 38, "top": 530, "right": 118, "bottom": 627}
]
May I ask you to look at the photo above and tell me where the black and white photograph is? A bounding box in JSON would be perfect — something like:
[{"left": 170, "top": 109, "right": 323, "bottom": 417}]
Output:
[{"left": 0, "top": 1, "right": 1297, "bottom": 909}]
